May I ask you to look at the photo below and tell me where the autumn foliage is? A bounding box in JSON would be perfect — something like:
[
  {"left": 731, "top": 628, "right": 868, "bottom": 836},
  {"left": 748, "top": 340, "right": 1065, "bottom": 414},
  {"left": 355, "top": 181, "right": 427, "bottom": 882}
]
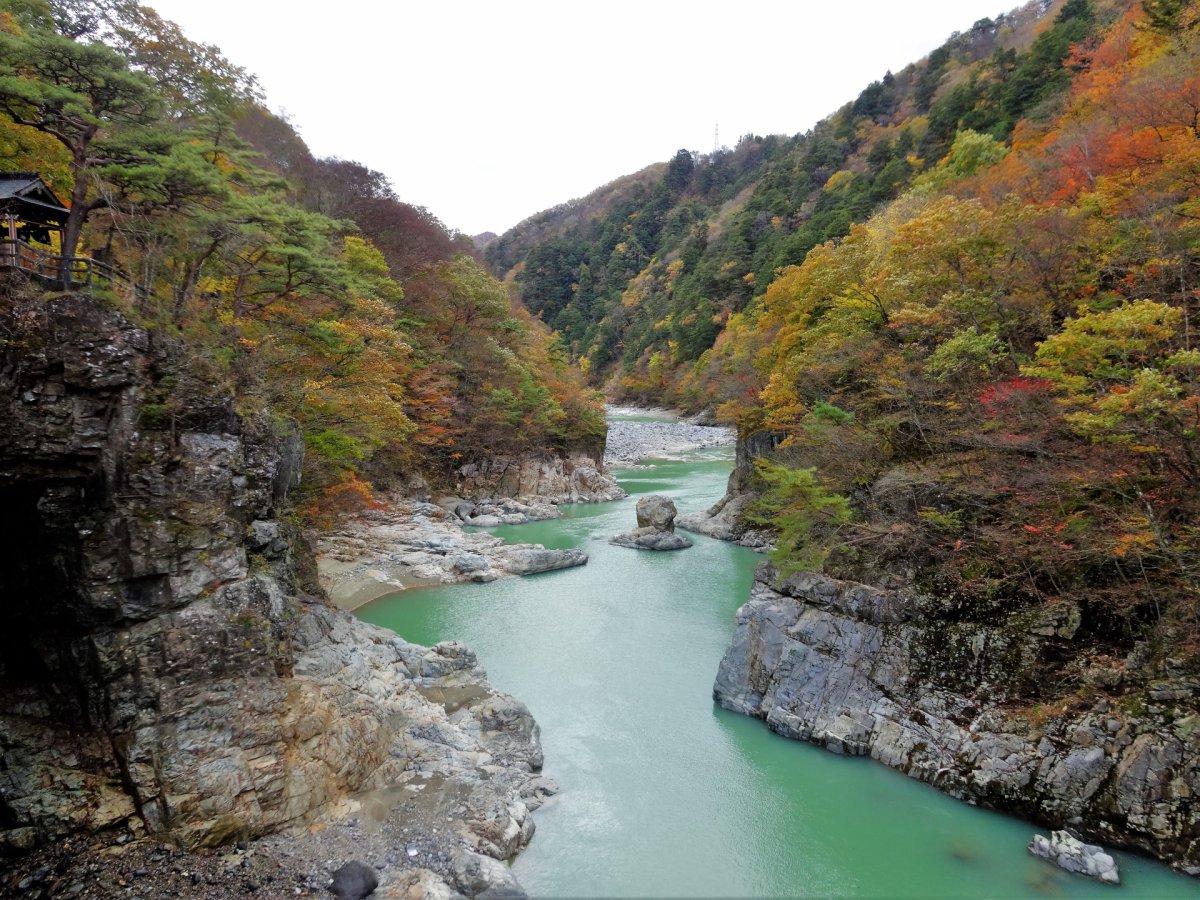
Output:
[
  {"left": 706, "top": 0, "right": 1200, "bottom": 663},
  {"left": 0, "top": 0, "right": 605, "bottom": 515}
]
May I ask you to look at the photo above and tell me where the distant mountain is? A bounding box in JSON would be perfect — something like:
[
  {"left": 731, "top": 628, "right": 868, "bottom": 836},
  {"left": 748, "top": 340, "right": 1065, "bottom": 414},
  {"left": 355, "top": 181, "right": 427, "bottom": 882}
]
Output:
[
  {"left": 486, "top": 0, "right": 1081, "bottom": 396},
  {"left": 472, "top": 231, "right": 498, "bottom": 250}
]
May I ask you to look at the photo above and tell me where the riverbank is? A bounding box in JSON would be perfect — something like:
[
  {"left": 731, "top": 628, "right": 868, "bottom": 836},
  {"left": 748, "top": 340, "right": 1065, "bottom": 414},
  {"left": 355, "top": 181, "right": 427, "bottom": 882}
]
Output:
[
  {"left": 315, "top": 499, "right": 590, "bottom": 611},
  {"left": 2, "top": 604, "right": 553, "bottom": 898}
]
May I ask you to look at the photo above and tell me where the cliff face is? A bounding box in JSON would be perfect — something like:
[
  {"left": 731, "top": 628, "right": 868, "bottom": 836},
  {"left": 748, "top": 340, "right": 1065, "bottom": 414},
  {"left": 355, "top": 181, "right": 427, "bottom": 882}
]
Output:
[
  {"left": 455, "top": 450, "right": 625, "bottom": 503},
  {"left": 676, "top": 430, "right": 774, "bottom": 548},
  {"left": 715, "top": 564, "right": 1200, "bottom": 874},
  {"left": 0, "top": 289, "right": 544, "bottom": 867}
]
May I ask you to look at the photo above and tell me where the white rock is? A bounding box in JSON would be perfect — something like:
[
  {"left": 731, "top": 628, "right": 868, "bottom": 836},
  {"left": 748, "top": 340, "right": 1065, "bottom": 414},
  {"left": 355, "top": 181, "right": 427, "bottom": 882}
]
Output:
[{"left": 1029, "top": 830, "right": 1120, "bottom": 884}]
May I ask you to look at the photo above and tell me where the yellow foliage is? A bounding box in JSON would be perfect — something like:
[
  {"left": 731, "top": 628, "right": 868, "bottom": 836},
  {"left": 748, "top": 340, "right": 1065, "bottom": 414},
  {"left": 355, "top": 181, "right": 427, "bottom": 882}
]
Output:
[{"left": 823, "top": 169, "right": 856, "bottom": 193}]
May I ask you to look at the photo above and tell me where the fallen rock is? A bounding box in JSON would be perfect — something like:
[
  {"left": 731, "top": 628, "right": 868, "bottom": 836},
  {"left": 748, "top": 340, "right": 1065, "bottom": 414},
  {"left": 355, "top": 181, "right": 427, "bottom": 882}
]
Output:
[
  {"left": 1029, "top": 831, "right": 1120, "bottom": 885},
  {"left": 637, "top": 495, "right": 676, "bottom": 530},
  {"left": 330, "top": 859, "right": 379, "bottom": 899},
  {"left": 611, "top": 495, "right": 693, "bottom": 551}
]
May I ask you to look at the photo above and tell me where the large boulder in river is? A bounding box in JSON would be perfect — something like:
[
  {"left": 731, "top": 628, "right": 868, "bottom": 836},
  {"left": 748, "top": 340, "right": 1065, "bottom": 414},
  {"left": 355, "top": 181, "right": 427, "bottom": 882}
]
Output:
[
  {"left": 1029, "top": 831, "right": 1120, "bottom": 884},
  {"left": 611, "top": 495, "right": 693, "bottom": 551},
  {"left": 636, "top": 494, "right": 678, "bottom": 531},
  {"left": 496, "top": 546, "right": 589, "bottom": 575}
]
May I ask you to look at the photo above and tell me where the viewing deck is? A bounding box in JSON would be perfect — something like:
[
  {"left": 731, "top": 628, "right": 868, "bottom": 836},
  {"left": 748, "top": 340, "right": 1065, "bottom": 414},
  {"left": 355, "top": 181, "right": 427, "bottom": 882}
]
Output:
[{"left": 0, "top": 238, "right": 149, "bottom": 304}]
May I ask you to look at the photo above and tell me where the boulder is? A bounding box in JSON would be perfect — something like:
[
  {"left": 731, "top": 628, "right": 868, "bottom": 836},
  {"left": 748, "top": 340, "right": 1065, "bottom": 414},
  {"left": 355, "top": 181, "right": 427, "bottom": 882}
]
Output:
[
  {"left": 1029, "top": 831, "right": 1120, "bottom": 885},
  {"left": 636, "top": 494, "right": 678, "bottom": 530},
  {"left": 329, "top": 860, "right": 379, "bottom": 899},
  {"left": 449, "top": 848, "right": 527, "bottom": 898},
  {"left": 612, "top": 530, "right": 693, "bottom": 551},
  {"left": 496, "top": 546, "right": 588, "bottom": 576},
  {"left": 611, "top": 495, "right": 693, "bottom": 551}
]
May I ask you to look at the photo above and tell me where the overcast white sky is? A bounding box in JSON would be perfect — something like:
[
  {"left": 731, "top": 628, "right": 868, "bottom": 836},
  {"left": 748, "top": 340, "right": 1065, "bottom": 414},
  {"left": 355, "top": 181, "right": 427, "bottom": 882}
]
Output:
[{"left": 147, "top": 1, "right": 1013, "bottom": 236}]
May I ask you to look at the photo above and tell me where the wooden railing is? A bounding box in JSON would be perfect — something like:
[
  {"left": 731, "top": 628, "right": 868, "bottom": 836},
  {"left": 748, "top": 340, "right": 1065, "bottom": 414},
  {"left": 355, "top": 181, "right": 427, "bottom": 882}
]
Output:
[{"left": 0, "top": 238, "right": 150, "bottom": 304}]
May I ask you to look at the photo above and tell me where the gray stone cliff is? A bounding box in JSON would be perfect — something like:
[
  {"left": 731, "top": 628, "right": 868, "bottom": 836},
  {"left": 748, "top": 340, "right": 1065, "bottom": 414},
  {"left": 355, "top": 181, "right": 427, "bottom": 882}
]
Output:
[
  {"left": 0, "top": 290, "right": 545, "bottom": 885},
  {"left": 715, "top": 563, "right": 1199, "bottom": 874}
]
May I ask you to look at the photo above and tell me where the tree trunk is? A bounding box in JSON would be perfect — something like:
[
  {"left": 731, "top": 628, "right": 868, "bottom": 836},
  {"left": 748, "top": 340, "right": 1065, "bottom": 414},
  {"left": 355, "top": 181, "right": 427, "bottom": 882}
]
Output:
[{"left": 59, "top": 157, "right": 90, "bottom": 287}]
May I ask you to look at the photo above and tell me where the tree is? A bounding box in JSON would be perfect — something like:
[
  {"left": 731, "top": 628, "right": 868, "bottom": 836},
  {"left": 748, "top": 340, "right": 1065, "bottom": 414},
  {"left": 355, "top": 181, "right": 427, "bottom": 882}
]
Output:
[
  {"left": 1024, "top": 300, "right": 1199, "bottom": 481},
  {"left": 747, "top": 459, "right": 852, "bottom": 574},
  {"left": 0, "top": 0, "right": 163, "bottom": 262}
]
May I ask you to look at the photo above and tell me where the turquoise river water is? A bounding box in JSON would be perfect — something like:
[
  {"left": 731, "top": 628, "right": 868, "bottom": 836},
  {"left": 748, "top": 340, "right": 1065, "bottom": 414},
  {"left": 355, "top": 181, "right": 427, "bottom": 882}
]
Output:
[{"left": 358, "top": 445, "right": 1198, "bottom": 898}]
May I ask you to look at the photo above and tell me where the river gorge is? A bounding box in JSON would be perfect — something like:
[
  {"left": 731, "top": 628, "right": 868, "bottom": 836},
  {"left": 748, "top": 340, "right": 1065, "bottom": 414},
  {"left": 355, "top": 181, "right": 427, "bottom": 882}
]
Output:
[{"left": 357, "top": 412, "right": 1198, "bottom": 898}]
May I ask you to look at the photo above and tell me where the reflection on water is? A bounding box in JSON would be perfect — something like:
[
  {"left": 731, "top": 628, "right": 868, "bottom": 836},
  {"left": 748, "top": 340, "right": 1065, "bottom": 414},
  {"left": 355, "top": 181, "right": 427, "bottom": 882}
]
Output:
[{"left": 359, "top": 452, "right": 1197, "bottom": 898}]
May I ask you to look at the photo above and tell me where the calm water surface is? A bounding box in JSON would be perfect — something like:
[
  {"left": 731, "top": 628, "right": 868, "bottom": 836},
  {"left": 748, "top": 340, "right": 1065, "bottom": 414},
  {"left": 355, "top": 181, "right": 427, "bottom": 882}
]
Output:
[{"left": 358, "top": 450, "right": 1198, "bottom": 898}]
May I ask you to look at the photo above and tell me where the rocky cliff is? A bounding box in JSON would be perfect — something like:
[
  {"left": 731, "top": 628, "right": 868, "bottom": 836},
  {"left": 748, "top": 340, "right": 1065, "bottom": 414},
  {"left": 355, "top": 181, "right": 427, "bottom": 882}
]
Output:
[
  {"left": 455, "top": 450, "right": 625, "bottom": 504},
  {"left": 0, "top": 288, "right": 546, "bottom": 891},
  {"left": 715, "top": 564, "right": 1200, "bottom": 874}
]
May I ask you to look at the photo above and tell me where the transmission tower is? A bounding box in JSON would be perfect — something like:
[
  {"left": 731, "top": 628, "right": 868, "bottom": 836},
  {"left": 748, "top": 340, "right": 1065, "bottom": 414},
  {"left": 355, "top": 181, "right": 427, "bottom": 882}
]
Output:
[{"left": 713, "top": 123, "right": 720, "bottom": 154}]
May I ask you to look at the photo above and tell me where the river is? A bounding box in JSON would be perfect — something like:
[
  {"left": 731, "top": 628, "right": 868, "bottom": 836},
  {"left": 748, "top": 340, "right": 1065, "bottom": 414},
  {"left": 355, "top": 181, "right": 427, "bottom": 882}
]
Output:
[{"left": 358, "top": 439, "right": 1197, "bottom": 897}]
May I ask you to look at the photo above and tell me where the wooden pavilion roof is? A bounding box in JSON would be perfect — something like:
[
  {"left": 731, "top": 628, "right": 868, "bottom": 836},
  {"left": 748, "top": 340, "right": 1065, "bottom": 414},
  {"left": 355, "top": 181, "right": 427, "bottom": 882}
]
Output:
[{"left": 0, "top": 172, "right": 68, "bottom": 225}]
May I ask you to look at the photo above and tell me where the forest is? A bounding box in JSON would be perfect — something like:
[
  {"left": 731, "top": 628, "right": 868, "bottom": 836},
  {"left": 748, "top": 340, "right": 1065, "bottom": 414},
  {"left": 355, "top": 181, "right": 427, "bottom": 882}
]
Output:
[
  {"left": 0, "top": 0, "right": 605, "bottom": 520},
  {"left": 491, "top": 0, "right": 1199, "bottom": 669}
]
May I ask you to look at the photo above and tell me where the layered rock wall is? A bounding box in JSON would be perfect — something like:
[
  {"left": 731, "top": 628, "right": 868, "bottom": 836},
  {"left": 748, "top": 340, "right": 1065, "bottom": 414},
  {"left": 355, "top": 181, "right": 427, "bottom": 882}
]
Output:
[
  {"left": 715, "top": 565, "right": 1200, "bottom": 874},
  {"left": 455, "top": 450, "right": 625, "bottom": 504}
]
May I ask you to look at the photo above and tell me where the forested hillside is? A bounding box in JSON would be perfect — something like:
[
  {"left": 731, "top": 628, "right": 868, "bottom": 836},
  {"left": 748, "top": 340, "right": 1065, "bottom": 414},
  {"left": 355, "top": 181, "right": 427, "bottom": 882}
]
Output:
[
  {"left": 497, "top": 0, "right": 1199, "bottom": 669},
  {"left": 732, "top": 0, "right": 1200, "bottom": 650},
  {"left": 0, "top": 0, "right": 604, "bottom": 519},
  {"left": 490, "top": 0, "right": 1101, "bottom": 399}
]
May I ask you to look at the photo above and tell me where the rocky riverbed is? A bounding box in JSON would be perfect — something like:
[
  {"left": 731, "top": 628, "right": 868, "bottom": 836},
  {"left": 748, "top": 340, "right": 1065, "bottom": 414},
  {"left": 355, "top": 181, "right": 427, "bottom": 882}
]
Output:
[
  {"left": 603, "top": 407, "right": 735, "bottom": 465},
  {"left": 315, "top": 500, "right": 589, "bottom": 611}
]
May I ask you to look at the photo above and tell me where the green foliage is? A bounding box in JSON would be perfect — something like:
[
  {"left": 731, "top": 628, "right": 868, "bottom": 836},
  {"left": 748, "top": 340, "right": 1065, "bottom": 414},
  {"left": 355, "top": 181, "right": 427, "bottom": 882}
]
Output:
[
  {"left": 747, "top": 460, "right": 852, "bottom": 574},
  {"left": 917, "top": 507, "right": 965, "bottom": 534},
  {"left": 0, "top": 0, "right": 164, "bottom": 258},
  {"left": 1141, "top": 0, "right": 1189, "bottom": 32},
  {"left": 812, "top": 400, "right": 853, "bottom": 425},
  {"left": 305, "top": 428, "right": 365, "bottom": 465},
  {"left": 916, "top": 130, "right": 1009, "bottom": 192},
  {"left": 1025, "top": 301, "right": 1198, "bottom": 478},
  {"left": 925, "top": 327, "right": 1004, "bottom": 382}
]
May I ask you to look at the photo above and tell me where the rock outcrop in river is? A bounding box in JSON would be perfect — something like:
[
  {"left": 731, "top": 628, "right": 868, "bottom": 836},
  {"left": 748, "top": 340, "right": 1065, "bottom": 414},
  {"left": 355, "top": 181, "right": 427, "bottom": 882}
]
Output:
[
  {"left": 0, "top": 291, "right": 545, "bottom": 895},
  {"left": 675, "top": 431, "right": 773, "bottom": 549},
  {"left": 714, "top": 564, "right": 1200, "bottom": 874},
  {"left": 611, "top": 494, "right": 692, "bottom": 551}
]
